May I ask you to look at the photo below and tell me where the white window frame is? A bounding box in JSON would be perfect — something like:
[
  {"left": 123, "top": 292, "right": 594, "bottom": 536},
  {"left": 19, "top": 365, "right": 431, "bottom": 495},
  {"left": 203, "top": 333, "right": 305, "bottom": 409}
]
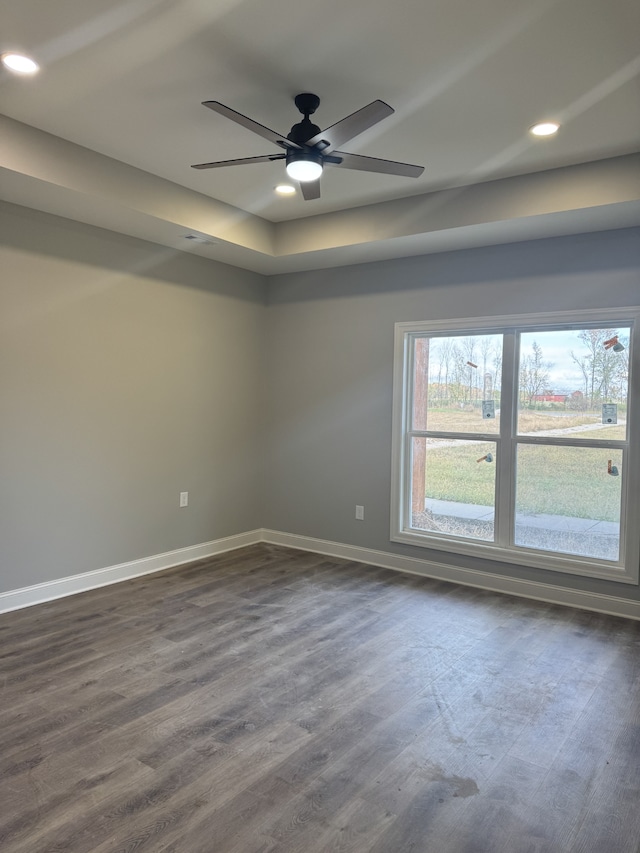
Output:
[{"left": 390, "top": 307, "right": 640, "bottom": 584}]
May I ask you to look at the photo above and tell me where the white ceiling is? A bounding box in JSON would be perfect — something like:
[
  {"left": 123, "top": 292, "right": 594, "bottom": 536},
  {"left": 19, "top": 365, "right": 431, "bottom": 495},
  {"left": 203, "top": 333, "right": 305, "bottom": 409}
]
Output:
[{"left": 1, "top": 0, "right": 639, "bottom": 272}]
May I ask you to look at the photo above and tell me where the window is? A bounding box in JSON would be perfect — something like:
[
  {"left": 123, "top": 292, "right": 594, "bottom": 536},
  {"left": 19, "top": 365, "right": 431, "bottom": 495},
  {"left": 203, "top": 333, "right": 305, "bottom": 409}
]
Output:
[{"left": 391, "top": 309, "right": 640, "bottom": 583}]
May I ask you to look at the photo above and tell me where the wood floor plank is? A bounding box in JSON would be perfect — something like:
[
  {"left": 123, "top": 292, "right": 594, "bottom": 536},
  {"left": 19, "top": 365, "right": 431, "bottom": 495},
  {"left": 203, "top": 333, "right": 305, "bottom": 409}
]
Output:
[{"left": 2, "top": 543, "right": 640, "bottom": 852}]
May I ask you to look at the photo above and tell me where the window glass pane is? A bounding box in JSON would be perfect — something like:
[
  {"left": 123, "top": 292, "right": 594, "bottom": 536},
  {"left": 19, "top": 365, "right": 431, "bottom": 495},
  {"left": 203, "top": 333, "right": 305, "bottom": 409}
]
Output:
[
  {"left": 517, "top": 328, "right": 629, "bottom": 440},
  {"left": 410, "top": 437, "right": 496, "bottom": 541},
  {"left": 515, "top": 445, "right": 623, "bottom": 562},
  {"left": 412, "top": 334, "right": 502, "bottom": 433}
]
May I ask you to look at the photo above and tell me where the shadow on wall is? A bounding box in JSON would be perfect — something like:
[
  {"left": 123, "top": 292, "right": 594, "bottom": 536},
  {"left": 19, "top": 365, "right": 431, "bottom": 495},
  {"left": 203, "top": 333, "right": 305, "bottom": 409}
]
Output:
[
  {"left": 0, "top": 201, "right": 266, "bottom": 304},
  {"left": 267, "top": 227, "right": 640, "bottom": 304}
]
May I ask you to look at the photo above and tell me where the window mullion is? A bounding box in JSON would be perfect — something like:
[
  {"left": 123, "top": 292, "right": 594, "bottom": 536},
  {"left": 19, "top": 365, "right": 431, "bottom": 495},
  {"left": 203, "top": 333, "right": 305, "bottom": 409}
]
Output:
[{"left": 495, "top": 330, "right": 517, "bottom": 547}]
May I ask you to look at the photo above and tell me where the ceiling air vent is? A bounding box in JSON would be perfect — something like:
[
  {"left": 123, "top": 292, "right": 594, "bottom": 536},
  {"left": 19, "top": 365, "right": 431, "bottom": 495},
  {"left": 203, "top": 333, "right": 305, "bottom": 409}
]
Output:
[{"left": 183, "top": 234, "right": 217, "bottom": 244}]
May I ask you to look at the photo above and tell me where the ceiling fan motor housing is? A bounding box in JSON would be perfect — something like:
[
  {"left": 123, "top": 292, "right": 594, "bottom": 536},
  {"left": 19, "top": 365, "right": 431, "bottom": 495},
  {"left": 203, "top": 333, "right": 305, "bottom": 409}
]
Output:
[{"left": 287, "top": 118, "right": 322, "bottom": 145}]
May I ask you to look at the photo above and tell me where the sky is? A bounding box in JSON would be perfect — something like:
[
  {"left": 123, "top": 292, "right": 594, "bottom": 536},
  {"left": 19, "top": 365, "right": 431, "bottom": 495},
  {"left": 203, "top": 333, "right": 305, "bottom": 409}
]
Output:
[
  {"left": 520, "top": 329, "right": 629, "bottom": 393},
  {"left": 426, "top": 327, "right": 630, "bottom": 396}
]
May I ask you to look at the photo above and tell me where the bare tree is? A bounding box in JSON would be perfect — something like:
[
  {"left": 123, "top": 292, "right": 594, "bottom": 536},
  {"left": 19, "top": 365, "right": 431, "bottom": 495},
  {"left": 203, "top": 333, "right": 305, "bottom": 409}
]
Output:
[
  {"left": 570, "top": 350, "right": 590, "bottom": 405},
  {"left": 440, "top": 337, "right": 455, "bottom": 405},
  {"left": 571, "top": 328, "right": 621, "bottom": 406},
  {"left": 460, "top": 337, "right": 479, "bottom": 404},
  {"left": 611, "top": 334, "right": 630, "bottom": 403},
  {"left": 449, "top": 343, "right": 466, "bottom": 404},
  {"left": 491, "top": 342, "right": 502, "bottom": 401},
  {"left": 478, "top": 336, "right": 497, "bottom": 401},
  {"left": 520, "top": 340, "right": 551, "bottom": 407}
]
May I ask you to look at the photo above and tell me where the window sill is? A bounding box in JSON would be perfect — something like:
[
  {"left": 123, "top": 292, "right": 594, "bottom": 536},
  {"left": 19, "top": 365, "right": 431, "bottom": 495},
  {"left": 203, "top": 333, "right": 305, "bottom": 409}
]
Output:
[{"left": 391, "top": 528, "right": 637, "bottom": 584}]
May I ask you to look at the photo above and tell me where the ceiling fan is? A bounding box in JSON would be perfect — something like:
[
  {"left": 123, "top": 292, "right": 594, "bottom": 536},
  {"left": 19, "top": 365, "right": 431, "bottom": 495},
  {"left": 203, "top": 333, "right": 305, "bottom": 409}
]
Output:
[{"left": 191, "top": 93, "right": 424, "bottom": 200}]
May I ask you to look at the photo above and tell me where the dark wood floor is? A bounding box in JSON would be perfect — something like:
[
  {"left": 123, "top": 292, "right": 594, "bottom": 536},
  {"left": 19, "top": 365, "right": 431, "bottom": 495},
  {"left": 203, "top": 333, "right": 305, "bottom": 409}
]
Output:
[{"left": 1, "top": 544, "right": 640, "bottom": 853}]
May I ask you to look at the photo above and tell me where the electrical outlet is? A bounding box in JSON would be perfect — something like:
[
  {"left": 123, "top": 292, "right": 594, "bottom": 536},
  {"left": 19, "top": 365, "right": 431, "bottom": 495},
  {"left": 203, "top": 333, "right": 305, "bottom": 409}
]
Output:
[
  {"left": 355, "top": 505, "right": 364, "bottom": 520},
  {"left": 179, "top": 491, "right": 189, "bottom": 507}
]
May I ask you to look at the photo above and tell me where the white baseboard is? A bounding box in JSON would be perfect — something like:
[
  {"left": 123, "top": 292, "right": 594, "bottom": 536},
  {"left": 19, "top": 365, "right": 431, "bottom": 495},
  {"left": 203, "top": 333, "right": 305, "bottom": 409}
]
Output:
[
  {"left": 0, "top": 529, "right": 262, "bottom": 614},
  {"left": 262, "top": 529, "right": 640, "bottom": 621},
  {"left": 2, "top": 527, "right": 639, "bottom": 621}
]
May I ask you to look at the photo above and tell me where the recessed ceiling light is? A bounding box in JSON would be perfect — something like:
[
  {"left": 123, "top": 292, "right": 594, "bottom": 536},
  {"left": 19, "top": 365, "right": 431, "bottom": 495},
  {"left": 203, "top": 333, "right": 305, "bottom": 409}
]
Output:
[
  {"left": 275, "top": 184, "right": 296, "bottom": 196},
  {"left": 529, "top": 121, "right": 559, "bottom": 137},
  {"left": 1, "top": 52, "right": 40, "bottom": 75}
]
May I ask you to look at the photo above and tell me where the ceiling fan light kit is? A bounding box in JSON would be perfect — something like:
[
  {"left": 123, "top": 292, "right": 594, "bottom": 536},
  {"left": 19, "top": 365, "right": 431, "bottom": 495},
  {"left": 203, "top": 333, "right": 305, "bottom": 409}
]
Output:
[
  {"left": 192, "top": 92, "right": 424, "bottom": 200},
  {"left": 285, "top": 149, "right": 323, "bottom": 182}
]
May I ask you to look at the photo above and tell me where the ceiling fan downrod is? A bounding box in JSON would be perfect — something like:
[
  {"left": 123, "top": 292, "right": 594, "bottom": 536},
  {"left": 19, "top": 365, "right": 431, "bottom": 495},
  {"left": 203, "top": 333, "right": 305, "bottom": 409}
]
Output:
[{"left": 287, "top": 93, "right": 322, "bottom": 146}]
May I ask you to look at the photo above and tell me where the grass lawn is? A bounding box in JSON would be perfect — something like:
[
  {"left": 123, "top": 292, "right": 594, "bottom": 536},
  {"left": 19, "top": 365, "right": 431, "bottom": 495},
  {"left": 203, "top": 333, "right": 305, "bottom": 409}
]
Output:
[
  {"left": 425, "top": 407, "right": 625, "bottom": 438},
  {"left": 514, "top": 444, "right": 622, "bottom": 521},
  {"left": 422, "top": 426, "right": 624, "bottom": 521}
]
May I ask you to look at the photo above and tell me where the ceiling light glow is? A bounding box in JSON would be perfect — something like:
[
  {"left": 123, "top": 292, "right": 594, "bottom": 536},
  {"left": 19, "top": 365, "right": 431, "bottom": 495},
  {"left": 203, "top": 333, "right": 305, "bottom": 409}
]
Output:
[
  {"left": 275, "top": 184, "right": 296, "bottom": 195},
  {"left": 530, "top": 121, "right": 559, "bottom": 137},
  {"left": 286, "top": 159, "right": 323, "bottom": 182},
  {"left": 285, "top": 151, "right": 323, "bottom": 182},
  {"left": 2, "top": 52, "right": 40, "bottom": 74}
]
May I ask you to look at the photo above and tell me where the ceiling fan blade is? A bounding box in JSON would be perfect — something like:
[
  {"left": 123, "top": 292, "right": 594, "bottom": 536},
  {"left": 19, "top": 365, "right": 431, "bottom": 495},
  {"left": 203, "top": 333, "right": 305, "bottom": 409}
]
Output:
[
  {"left": 202, "top": 101, "right": 302, "bottom": 150},
  {"left": 300, "top": 179, "right": 321, "bottom": 200},
  {"left": 333, "top": 151, "right": 424, "bottom": 178},
  {"left": 191, "top": 154, "right": 285, "bottom": 170},
  {"left": 305, "top": 100, "right": 394, "bottom": 151}
]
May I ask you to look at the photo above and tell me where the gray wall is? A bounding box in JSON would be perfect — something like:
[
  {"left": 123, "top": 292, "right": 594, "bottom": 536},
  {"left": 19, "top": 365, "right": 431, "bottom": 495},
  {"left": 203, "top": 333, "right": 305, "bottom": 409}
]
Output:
[
  {"left": 0, "top": 202, "right": 266, "bottom": 593},
  {"left": 264, "top": 227, "right": 640, "bottom": 600},
  {"left": 2, "top": 198, "right": 639, "bottom": 604}
]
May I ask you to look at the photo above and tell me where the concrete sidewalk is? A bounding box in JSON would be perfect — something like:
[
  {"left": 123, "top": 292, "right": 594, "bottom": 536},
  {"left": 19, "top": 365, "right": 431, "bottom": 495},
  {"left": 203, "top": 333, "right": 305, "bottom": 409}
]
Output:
[{"left": 425, "top": 498, "right": 619, "bottom": 536}]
